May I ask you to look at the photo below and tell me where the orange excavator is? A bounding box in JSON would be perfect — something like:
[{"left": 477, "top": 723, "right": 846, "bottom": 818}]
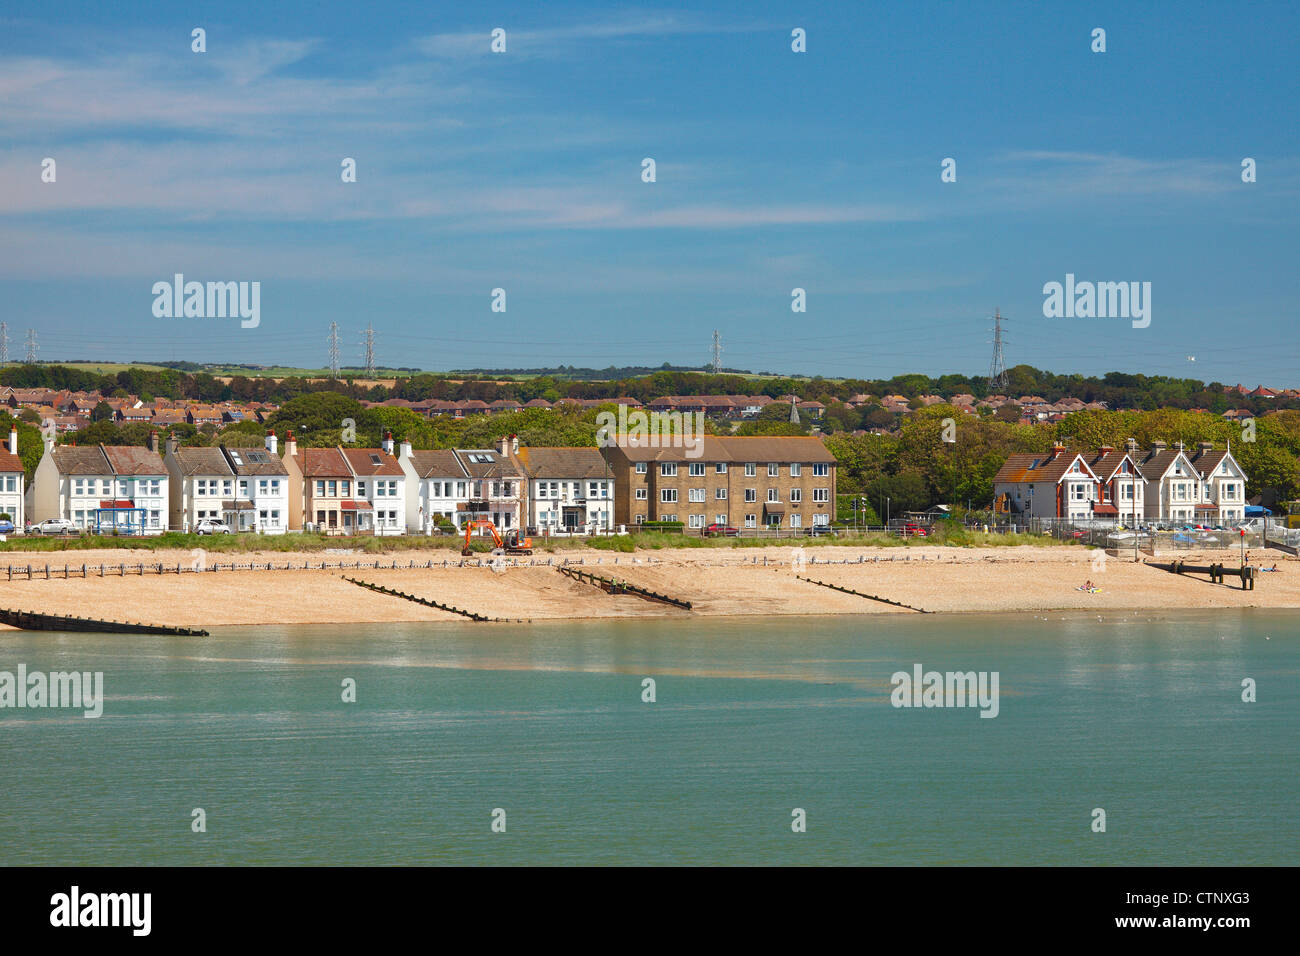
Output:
[{"left": 461, "top": 519, "right": 533, "bottom": 556}]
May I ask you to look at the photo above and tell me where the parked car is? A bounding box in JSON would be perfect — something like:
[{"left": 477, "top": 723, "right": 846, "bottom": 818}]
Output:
[
  {"left": 703, "top": 523, "right": 739, "bottom": 537},
  {"left": 0, "top": 519, "right": 15, "bottom": 534},
  {"left": 194, "top": 518, "right": 233, "bottom": 535},
  {"left": 901, "top": 524, "right": 928, "bottom": 537},
  {"left": 805, "top": 525, "right": 837, "bottom": 536},
  {"left": 32, "top": 517, "right": 77, "bottom": 535}
]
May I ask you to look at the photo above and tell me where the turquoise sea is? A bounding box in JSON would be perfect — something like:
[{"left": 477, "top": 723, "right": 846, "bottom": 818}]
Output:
[{"left": 0, "top": 610, "right": 1294, "bottom": 865}]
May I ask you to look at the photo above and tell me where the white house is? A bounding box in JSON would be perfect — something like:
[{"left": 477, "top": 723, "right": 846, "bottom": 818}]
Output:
[
  {"left": 339, "top": 438, "right": 407, "bottom": 535},
  {"left": 992, "top": 444, "right": 1101, "bottom": 521},
  {"left": 1188, "top": 441, "right": 1248, "bottom": 524},
  {"left": 1085, "top": 444, "right": 1146, "bottom": 525},
  {"left": 31, "top": 434, "right": 169, "bottom": 533},
  {"left": 516, "top": 445, "right": 614, "bottom": 534},
  {"left": 453, "top": 437, "right": 525, "bottom": 532},
  {"left": 397, "top": 442, "right": 469, "bottom": 533},
  {"left": 166, "top": 442, "right": 236, "bottom": 531},
  {"left": 0, "top": 424, "right": 25, "bottom": 527},
  {"left": 1138, "top": 441, "right": 1204, "bottom": 523},
  {"left": 221, "top": 431, "right": 291, "bottom": 532}
]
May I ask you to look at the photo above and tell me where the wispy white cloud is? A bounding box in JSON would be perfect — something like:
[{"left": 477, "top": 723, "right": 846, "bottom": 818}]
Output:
[{"left": 415, "top": 14, "right": 763, "bottom": 60}]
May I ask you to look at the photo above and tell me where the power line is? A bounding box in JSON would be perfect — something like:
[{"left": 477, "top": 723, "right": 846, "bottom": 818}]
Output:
[
  {"left": 0, "top": 323, "right": 9, "bottom": 365},
  {"left": 711, "top": 329, "right": 722, "bottom": 374},
  {"left": 328, "top": 322, "right": 340, "bottom": 379},
  {"left": 24, "top": 328, "right": 38, "bottom": 364}
]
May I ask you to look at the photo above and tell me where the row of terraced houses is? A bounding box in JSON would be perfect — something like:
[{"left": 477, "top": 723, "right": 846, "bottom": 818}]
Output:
[
  {"left": 12, "top": 431, "right": 841, "bottom": 535},
  {"left": 993, "top": 440, "right": 1249, "bottom": 524}
]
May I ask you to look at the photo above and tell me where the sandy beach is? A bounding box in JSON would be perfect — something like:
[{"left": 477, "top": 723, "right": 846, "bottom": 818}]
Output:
[{"left": 0, "top": 544, "right": 1296, "bottom": 628}]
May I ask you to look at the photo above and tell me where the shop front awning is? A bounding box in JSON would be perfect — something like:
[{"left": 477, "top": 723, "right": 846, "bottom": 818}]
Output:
[
  {"left": 1091, "top": 504, "right": 1119, "bottom": 515},
  {"left": 99, "top": 499, "right": 135, "bottom": 509}
]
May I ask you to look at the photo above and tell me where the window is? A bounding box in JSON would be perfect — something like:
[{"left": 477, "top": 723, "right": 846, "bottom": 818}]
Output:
[
  {"left": 790, "top": 488, "right": 801, "bottom": 503},
  {"left": 327, "top": 481, "right": 337, "bottom": 496},
  {"left": 715, "top": 463, "right": 727, "bottom": 474},
  {"left": 588, "top": 482, "right": 600, "bottom": 498},
  {"left": 745, "top": 488, "right": 757, "bottom": 502},
  {"left": 688, "top": 462, "right": 705, "bottom": 477},
  {"left": 813, "top": 488, "right": 829, "bottom": 503},
  {"left": 341, "top": 481, "right": 350, "bottom": 496},
  {"left": 316, "top": 480, "right": 326, "bottom": 496},
  {"left": 745, "top": 463, "right": 756, "bottom": 477},
  {"left": 715, "top": 487, "right": 727, "bottom": 500},
  {"left": 661, "top": 489, "right": 678, "bottom": 503},
  {"left": 767, "top": 488, "right": 779, "bottom": 502},
  {"left": 790, "top": 463, "right": 801, "bottom": 476},
  {"left": 635, "top": 488, "right": 647, "bottom": 500},
  {"left": 715, "top": 514, "right": 728, "bottom": 525},
  {"left": 636, "top": 462, "right": 647, "bottom": 474},
  {"left": 812, "top": 463, "right": 829, "bottom": 477},
  {"left": 790, "top": 514, "right": 802, "bottom": 528},
  {"left": 660, "top": 463, "right": 677, "bottom": 477},
  {"left": 635, "top": 514, "right": 645, "bottom": 525},
  {"left": 744, "top": 514, "right": 757, "bottom": 528},
  {"left": 357, "top": 480, "right": 368, "bottom": 497},
  {"left": 813, "top": 513, "right": 829, "bottom": 526},
  {"left": 688, "top": 514, "right": 705, "bottom": 529},
  {"left": 767, "top": 463, "right": 779, "bottom": 477},
  {"left": 688, "top": 488, "right": 705, "bottom": 502}
]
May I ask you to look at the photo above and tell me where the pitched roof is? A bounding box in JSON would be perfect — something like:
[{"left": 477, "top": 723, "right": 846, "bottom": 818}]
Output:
[
  {"left": 171, "top": 446, "right": 234, "bottom": 477},
  {"left": 407, "top": 449, "right": 466, "bottom": 479},
  {"left": 222, "top": 446, "right": 288, "bottom": 476},
  {"left": 1138, "top": 447, "right": 1196, "bottom": 478},
  {"left": 101, "top": 445, "right": 167, "bottom": 476},
  {"left": 0, "top": 448, "right": 23, "bottom": 472},
  {"left": 993, "top": 450, "right": 1096, "bottom": 484},
  {"left": 300, "top": 447, "right": 351, "bottom": 477},
  {"left": 1085, "top": 447, "right": 1145, "bottom": 481},
  {"left": 516, "top": 446, "right": 609, "bottom": 479},
  {"left": 339, "top": 447, "right": 404, "bottom": 477},
  {"left": 454, "top": 448, "right": 521, "bottom": 478}
]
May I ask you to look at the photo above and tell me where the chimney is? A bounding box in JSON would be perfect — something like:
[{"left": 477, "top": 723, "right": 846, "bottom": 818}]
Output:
[
  {"left": 382, "top": 430, "right": 394, "bottom": 455},
  {"left": 1099, "top": 445, "right": 1114, "bottom": 455},
  {"left": 499, "top": 435, "right": 510, "bottom": 456},
  {"left": 1125, "top": 438, "right": 1138, "bottom": 454},
  {"left": 166, "top": 434, "right": 180, "bottom": 457},
  {"left": 511, "top": 433, "right": 519, "bottom": 454},
  {"left": 399, "top": 437, "right": 413, "bottom": 460},
  {"left": 1049, "top": 441, "right": 1065, "bottom": 459},
  {"left": 1150, "top": 440, "right": 1167, "bottom": 453},
  {"left": 7, "top": 423, "right": 16, "bottom": 456},
  {"left": 286, "top": 431, "right": 297, "bottom": 457},
  {"left": 1197, "top": 441, "right": 1213, "bottom": 453},
  {"left": 147, "top": 430, "right": 158, "bottom": 453},
  {"left": 265, "top": 429, "right": 278, "bottom": 455}
]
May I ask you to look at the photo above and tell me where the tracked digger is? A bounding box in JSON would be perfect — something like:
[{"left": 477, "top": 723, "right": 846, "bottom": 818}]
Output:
[{"left": 461, "top": 518, "right": 533, "bottom": 557}]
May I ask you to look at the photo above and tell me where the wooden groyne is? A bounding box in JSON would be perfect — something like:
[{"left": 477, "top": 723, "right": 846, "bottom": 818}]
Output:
[
  {"left": 0, "top": 607, "right": 208, "bottom": 636},
  {"left": 795, "top": 576, "right": 932, "bottom": 612},
  {"left": 557, "top": 566, "right": 692, "bottom": 609},
  {"left": 341, "top": 576, "right": 527, "bottom": 622},
  {"left": 1146, "top": 560, "right": 1257, "bottom": 590}
]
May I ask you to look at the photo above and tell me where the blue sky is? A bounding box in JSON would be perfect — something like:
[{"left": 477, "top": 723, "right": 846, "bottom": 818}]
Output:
[{"left": 1, "top": 1, "right": 1296, "bottom": 383}]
